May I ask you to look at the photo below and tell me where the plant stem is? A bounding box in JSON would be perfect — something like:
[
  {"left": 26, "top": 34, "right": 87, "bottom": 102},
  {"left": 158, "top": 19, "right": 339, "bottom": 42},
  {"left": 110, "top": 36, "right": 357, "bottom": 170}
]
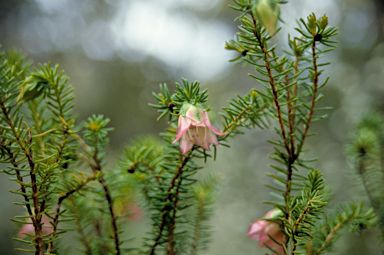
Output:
[
  {"left": 250, "top": 14, "right": 295, "bottom": 251},
  {"left": 298, "top": 41, "right": 318, "bottom": 154},
  {"left": 291, "top": 204, "right": 310, "bottom": 253},
  {"left": 0, "top": 141, "right": 34, "bottom": 218},
  {"left": 250, "top": 12, "right": 290, "bottom": 155},
  {"left": 223, "top": 104, "right": 252, "bottom": 132},
  {"left": 100, "top": 178, "right": 120, "bottom": 255},
  {"left": 314, "top": 222, "right": 342, "bottom": 255},
  {"left": 0, "top": 97, "right": 45, "bottom": 255},
  {"left": 46, "top": 175, "right": 96, "bottom": 253},
  {"left": 149, "top": 151, "right": 192, "bottom": 255},
  {"left": 91, "top": 135, "right": 121, "bottom": 255}
]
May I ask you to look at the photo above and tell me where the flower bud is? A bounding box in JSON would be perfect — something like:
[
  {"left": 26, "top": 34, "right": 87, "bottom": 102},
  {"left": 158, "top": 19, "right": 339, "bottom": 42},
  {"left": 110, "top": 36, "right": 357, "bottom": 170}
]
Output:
[
  {"left": 253, "top": 0, "right": 280, "bottom": 36},
  {"left": 247, "top": 209, "right": 285, "bottom": 255},
  {"left": 18, "top": 76, "right": 49, "bottom": 103},
  {"left": 319, "top": 15, "right": 328, "bottom": 30},
  {"left": 307, "top": 13, "right": 317, "bottom": 36}
]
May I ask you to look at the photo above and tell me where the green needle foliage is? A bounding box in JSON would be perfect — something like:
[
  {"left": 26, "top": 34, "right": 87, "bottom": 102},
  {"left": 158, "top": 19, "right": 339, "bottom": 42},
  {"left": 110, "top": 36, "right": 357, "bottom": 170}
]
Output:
[
  {"left": 347, "top": 113, "right": 384, "bottom": 245},
  {"left": 0, "top": 51, "right": 136, "bottom": 255},
  {"left": 224, "top": 1, "right": 375, "bottom": 254},
  {"left": 0, "top": 1, "right": 379, "bottom": 255}
]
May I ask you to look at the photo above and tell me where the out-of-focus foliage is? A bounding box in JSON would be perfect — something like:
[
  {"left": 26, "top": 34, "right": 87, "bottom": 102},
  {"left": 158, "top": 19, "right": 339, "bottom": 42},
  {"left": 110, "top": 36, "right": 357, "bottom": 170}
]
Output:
[
  {"left": 347, "top": 113, "right": 384, "bottom": 244},
  {"left": 0, "top": 0, "right": 383, "bottom": 254}
]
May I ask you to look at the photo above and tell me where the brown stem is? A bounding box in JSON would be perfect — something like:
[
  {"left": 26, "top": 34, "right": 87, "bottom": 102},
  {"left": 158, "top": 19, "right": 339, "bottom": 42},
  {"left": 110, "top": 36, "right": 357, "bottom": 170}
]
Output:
[
  {"left": 314, "top": 222, "right": 342, "bottom": 255},
  {"left": 266, "top": 50, "right": 296, "bottom": 159},
  {"left": 39, "top": 122, "right": 71, "bottom": 252},
  {"left": 250, "top": 14, "right": 294, "bottom": 250},
  {"left": 298, "top": 41, "right": 318, "bottom": 153},
  {"left": 27, "top": 130, "right": 45, "bottom": 255},
  {"left": 46, "top": 175, "right": 96, "bottom": 253},
  {"left": 167, "top": 162, "right": 185, "bottom": 255},
  {"left": 0, "top": 141, "right": 34, "bottom": 218},
  {"left": 291, "top": 55, "right": 300, "bottom": 120},
  {"left": 149, "top": 151, "right": 192, "bottom": 255},
  {"left": 39, "top": 126, "right": 68, "bottom": 181},
  {"left": 0, "top": 97, "right": 44, "bottom": 255},
  {"left": 223, "top": 104, "right": 252, "bottom": 132},
  {"left": 291, "top": 204, "right": 310, "bottom": 253},
  {"left": 288, "top": 42, "right": 318, "bottom": 252},
  {"left": 89, "top": 134, "right": 121, "bottom": 255},
  {"left": 99, "top": 178, "right": 120, "bottom": 255},
  {"left": 286, "top": 86, "right": 295, "bottom": 153},
  {"left": 250, "top": 12, "right": 290, "bottom": 156}
]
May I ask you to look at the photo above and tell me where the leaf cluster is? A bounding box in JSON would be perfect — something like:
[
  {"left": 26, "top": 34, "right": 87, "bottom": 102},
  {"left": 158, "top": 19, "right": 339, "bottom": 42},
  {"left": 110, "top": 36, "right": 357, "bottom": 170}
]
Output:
[
  {"left": 0, "top": 50, "right": 137, "bottom": 254},
  {"left": 150, "top": 79, "right": 208, "bottom": 122},
  {"left": 346, "top": 113, "right": 384, "bottom": 241}
]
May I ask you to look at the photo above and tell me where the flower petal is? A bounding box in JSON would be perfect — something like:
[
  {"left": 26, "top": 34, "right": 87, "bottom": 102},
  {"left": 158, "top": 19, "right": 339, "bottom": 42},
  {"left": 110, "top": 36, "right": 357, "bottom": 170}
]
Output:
[
  {"left": 186, "top": 105, "right": 205, "bottom": 125},
  {"left": 172, "top": 116, "right": 191, "bottom": 143},
  {"left": 247, "top": 221, "right": 265, "bottom": 240},
  {"left": 193, "top": 127, "right": 211, "bottom": 151},
  {"left": 192, "top": 110, "right": 209, "bottom": 127},
  {"left": 179, "top": 132, "right": 194, "bottom": 154},
  {"left": 247, "top": 209, "right": 285, "bottom": 254},
  {"left": 206, "top": 129, "right": 220, "bottom": 146},
  {"left": 203, "top": 113, "right": 227, "bottom": 135}
]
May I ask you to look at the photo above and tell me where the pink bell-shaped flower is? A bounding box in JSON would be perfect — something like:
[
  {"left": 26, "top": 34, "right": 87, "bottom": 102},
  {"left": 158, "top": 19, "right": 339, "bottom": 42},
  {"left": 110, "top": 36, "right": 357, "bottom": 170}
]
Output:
[
  {"left": 172, "top": 104, "right": 227, "bottom": 154},
  {"left": 247, "top": 209, "right": 285, "bottom": 255}
]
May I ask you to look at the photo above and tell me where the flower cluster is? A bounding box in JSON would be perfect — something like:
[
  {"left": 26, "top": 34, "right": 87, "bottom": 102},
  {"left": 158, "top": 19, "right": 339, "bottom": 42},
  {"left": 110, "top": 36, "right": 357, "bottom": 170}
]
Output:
[{"left": 173, "top": 104, "right": 226, "bottom": 154}]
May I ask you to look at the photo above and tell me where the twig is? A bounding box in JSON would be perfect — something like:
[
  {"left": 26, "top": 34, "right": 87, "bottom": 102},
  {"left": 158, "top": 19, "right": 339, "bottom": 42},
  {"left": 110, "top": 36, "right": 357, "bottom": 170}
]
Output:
[
  {"left": 149, "top": 151, "right": 192, "bottom": 255},
  {"left": 0, "top": 97, "right": 45, "bottom": 255},
  {"left": 298, "top": 41, "right": 318, "bottom": 153},
  {"left": 46, "top": 174, "right": 96, "bottom": 253},
  {"left": 0, "top": 140, "right": 35, "bottom": 218},
  {"left": 223, "top": 104, "right": 252, "bottom": 132},
  {"left": 291, "top": 204, "right": 310, "bottom": 253},
  {"left": 249, "top": 14, "right": 295, "bottom": 249},
  {"left": 90, "top": 134, "right": 121, "bottom": 255},
  {"left": 250, "top": 12, "right": 290, "bottom": 155},
  {"left": 314, "top": 222, "right": 341, "bottom": 255},
  {"left": 39, "top": 118, "right": 71, "bottom": 252}
]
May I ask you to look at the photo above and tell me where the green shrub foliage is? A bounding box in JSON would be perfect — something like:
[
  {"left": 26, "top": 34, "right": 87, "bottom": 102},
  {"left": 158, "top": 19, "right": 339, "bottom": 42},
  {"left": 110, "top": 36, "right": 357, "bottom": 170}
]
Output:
[{"left": 0, "top": 1, "right": 377, "bottom": 255}]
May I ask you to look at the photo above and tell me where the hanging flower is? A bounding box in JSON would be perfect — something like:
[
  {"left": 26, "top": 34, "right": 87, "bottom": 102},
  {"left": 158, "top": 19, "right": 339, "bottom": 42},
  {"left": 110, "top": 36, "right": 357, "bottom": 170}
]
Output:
[
  {"left": 18, "top": 215, "right": 53, "bottom": 238},
  {"left": 172, "top": 104, "right": 226, "bottom": 154},
  {"left": 117, "top": 202, "right": 144, "bottom": 222},
  {"left": 247, "top": 209, "right": 285, "bottom": 255}
]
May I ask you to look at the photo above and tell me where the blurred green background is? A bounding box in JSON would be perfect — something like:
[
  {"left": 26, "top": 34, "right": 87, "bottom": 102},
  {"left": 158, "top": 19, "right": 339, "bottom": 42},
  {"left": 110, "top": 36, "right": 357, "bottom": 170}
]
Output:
[{"left": 1, "top": 0, "right": 384, "bottom": 254}]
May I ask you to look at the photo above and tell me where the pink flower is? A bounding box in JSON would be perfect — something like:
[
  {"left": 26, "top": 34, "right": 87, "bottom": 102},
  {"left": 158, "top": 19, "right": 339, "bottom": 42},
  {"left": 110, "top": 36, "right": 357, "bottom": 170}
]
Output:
[
  {"left": 172, "top": 104, "right": 227, "bottom": 154},
  {"left": 18, "top": 215, "right": 53, "bottom": 238},
  {"left": 119, "top": 203, "right": 144, "bottom": 222},
  {"left": 247, "top": 209, "right": 285, "bottom": 255}
]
